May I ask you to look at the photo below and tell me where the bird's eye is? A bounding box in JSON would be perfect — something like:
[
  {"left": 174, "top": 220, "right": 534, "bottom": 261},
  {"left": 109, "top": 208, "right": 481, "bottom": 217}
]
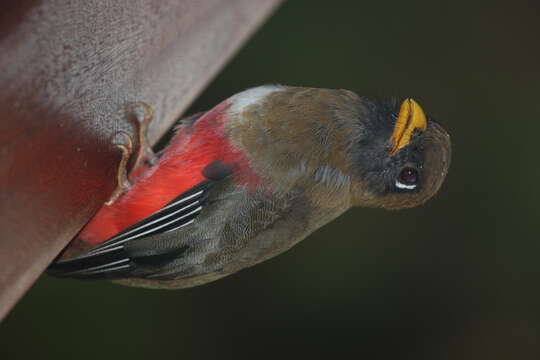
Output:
[{"left": 395, "top": 167, "right": 418, "bottom": 190}]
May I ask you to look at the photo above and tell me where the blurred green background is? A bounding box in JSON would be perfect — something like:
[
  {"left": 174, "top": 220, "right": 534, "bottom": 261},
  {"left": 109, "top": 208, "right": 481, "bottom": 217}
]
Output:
[{"left": 3, "top": 0, "right": 540, "bottom": 359}]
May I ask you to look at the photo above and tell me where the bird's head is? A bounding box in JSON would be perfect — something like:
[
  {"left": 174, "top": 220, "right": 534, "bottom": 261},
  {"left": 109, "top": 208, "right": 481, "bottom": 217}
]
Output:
[{"left": 348, "top": 96, "right": 451, "bottom": 209}]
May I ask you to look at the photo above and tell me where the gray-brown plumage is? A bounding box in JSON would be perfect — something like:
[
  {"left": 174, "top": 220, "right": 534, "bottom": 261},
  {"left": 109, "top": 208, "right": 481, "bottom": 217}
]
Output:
[{"left": 49, "top": 86, "right": 451, "bottom": 289}]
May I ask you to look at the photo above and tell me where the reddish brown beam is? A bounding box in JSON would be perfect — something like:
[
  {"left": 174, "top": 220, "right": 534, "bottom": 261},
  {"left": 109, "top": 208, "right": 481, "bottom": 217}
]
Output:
[{"left": 0, "top": 0, "right": 283, "bottom": 320}]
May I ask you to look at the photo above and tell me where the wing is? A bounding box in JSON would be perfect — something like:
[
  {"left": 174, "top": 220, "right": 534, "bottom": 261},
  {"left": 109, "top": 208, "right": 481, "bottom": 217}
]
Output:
[{"left": 48, "top": 180, "right": 213, "bottom": 279}]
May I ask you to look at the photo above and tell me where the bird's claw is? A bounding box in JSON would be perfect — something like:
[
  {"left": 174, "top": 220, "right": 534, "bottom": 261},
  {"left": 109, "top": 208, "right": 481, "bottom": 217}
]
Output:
[
  {"left": 105, "top": 132, "right": 133, "bottom": 206},
  {"left": 105, "top": 103, "right": 156, "bottom": 206},
  {"left": 130, "top": 102, "right": 158, "bottom": 171}
]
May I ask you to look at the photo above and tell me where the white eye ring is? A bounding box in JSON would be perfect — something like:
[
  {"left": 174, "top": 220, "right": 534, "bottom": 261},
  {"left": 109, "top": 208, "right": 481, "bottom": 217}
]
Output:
[{"left": 395, "top": 180, "right": 417, "bottom": 190}]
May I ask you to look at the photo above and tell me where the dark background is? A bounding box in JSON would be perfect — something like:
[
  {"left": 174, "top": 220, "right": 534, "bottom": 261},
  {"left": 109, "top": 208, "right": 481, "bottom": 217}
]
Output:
[{"left": 3, "top": 0, "right": 540, "bottom": 358}]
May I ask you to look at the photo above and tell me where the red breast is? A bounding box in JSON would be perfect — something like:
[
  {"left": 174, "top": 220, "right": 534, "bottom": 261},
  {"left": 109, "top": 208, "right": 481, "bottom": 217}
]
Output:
[{"left": 78, "top": 94, "right": 268, "bottom": 244}]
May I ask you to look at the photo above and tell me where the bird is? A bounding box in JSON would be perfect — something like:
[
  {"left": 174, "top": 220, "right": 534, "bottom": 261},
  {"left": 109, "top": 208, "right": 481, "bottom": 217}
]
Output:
[{"left": 48, "top": 85, "right": 452, "bottom": 289}]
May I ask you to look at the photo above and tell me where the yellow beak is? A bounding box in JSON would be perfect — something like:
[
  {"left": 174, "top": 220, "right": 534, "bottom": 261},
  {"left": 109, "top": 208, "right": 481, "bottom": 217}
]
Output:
[{"left": 389, "top": 98, "right": 427, "bottom": 156}]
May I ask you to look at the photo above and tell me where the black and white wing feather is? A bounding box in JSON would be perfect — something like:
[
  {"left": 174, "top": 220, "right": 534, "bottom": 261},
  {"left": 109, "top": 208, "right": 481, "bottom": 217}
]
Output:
[{"left": 48, "top": 180, "right": 213, "bottom": 279}]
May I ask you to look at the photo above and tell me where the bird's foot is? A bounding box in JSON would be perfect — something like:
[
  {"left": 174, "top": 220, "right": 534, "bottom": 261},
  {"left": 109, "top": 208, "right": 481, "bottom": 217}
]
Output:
[
  {"left": 105, "top": 102, "right": 157, "bottom": 206},
  {"left": 105, "top": 132, "right": 133, "bottom": 206},
  {"left": 130, "top": 102, "right": 158, "bottom": 172}
]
